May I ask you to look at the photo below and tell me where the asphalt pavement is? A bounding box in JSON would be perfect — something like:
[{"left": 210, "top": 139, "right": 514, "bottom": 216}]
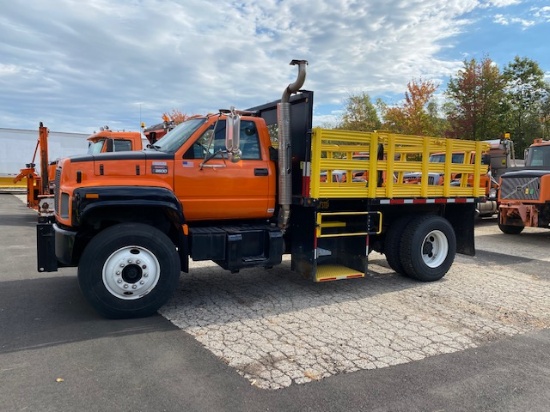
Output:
[{"left": 1, "top": 192, "right": 549, "bottom": 412}]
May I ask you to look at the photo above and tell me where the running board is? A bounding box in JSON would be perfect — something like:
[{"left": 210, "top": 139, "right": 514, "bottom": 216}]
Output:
[{"left": 315, "top": 264, "right": 364, "bottom": 282}]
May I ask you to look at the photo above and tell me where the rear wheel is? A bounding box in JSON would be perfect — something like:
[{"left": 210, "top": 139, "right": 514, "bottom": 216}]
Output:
[
  {"left": 384, "top": 216, "right": 413, "bottom": 276},
  {"left": 498, "top": 223, "right": 524, "bottom": 235},
  {"left": 78, "top": 223, "right": 181, "bottom": 319},
  {"left": 400, "top": 215, "right": 456, "bottom": 282}
]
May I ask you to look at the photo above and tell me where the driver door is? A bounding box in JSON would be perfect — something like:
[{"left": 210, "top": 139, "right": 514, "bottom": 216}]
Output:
[{"left": 173, "top": 119, "right": 275, "bottom": 222}]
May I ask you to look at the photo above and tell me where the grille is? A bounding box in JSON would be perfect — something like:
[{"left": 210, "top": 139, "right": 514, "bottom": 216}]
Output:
[
  {"left": 500, "top": 175, "right": 540, "bottom": 201},
  {"left": 54, "top": 167, "right": 61, "bottom": 213}
]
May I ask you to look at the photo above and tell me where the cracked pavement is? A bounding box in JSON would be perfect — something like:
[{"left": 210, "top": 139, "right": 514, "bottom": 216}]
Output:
[{"left": 160, "top": 221, "right": 550, "bottom": 390}]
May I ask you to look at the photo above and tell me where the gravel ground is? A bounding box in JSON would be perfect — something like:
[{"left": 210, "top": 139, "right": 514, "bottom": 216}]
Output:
[{"left": 160, "top": 221, "right": 550, "bottom": 390}]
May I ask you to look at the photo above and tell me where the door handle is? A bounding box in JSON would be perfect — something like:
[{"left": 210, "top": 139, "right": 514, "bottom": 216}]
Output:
[{"left": 254, "top": 168, "right": 269, "bottom": 176}]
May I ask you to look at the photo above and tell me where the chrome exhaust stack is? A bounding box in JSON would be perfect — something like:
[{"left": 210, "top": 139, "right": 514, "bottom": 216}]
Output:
[{"left": 277, "top": 59, "right": 307, "bottom": 232}]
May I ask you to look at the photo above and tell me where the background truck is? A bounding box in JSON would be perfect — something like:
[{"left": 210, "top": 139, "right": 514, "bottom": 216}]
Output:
[
  {"left": 37, "top": 60, "right": 488, "bottom": 318},
  {"left": 402, "top": 135, "right": 516, "bottom": 218},
  {"left": 476, "top": 135, "right": 517, "bottom": 218},
  {"left": 14, "top": 124, "right": 144, "bottom": 212},
  {"left": 142, "top": 115, "right": 175, "bottom": 144},
  {"left": 86, "top": 127, "right": 147, "bottom": 154},
  {"left": 498, "top": 137, "right": 550, "bottom": 234}
]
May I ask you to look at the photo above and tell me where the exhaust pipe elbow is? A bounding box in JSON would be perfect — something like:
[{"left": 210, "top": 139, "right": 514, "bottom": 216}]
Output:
[{"left": 282, "top": 60, "right": 308, "bottom": 103}]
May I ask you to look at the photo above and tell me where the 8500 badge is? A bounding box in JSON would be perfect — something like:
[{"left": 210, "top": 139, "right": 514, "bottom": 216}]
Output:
[{"left": 151, "top": 161, "right": 168, "bottom": 174}]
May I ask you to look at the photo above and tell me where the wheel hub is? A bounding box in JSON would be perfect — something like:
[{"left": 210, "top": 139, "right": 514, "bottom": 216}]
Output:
[
  {"left": 421, "top": 230, "right": 448, "bottom": 268},
  {"left": 102, "top": 246, "right": 160, "bottom": 300},
  {"left": 122, "top": 264, "right": 142, "bottom": 284},
  {"left": 423, "top": 238, "right": 434, "bottom": 257}
]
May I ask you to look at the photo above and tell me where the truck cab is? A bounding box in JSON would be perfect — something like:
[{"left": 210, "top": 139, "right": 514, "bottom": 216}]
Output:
[
  {"left": 150, "top": 114, "right": 276, "bottom": 221},
  {"left": 86, "top": 129, "right": 146, "bottom": 154}
]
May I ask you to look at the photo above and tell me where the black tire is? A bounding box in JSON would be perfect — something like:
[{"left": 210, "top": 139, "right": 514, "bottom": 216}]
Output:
[
  {"left": 384, "top": 216, "right": 414, "bottom": 276},
  {"left": 78, "top": 223, "right": 181, "bottom": 319},
  {"left": 498, "top": 223, "right": 524, "bottom": 235},
  {"left": 400, "top": 215, "right": 456, "bottom": 282}
]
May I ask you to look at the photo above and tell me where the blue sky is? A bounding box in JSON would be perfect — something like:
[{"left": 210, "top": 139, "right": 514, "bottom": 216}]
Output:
[{"left": 0, "top": 0, "right": 548, "bottom": 134}]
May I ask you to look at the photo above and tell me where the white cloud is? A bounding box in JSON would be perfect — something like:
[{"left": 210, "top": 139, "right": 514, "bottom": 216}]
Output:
[
  {"left": 0, "top": 64, "right": 21, "bottom": 76},
  {"left": 0, "top": 0, "right": 546, "bottom": 133},
  {"left": 493, "top": 13, "right": 535, "bottom": 27},
  {"left": 485, "top": 0, "right": 521, "bottom": 7},
  {"left": 533, "top": 6, "right": 550, "bottom": 21}
]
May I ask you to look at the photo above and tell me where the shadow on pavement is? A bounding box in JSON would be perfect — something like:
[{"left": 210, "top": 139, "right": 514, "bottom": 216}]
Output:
[{"left": 0, "top": 275, "right": 176, "bottom": 355}]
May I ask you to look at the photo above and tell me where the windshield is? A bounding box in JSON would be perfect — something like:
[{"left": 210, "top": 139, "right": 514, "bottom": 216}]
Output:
[
  {"left": 87, "top": 139, "right": 106, "bottom": 154},
  {"left": 151, "top": 118, "right": 207, "bottom": 153},
  {"left": 527, "top": 146, "right": 550, "bottom": 167}
]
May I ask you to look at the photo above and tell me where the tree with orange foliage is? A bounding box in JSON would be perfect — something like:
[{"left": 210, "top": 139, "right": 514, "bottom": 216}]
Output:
[
  {"left": 380, "top": 79, "right": 442, "bottom": 136},
  {"left": 163, "top": 109, "right": 189, "bottom": 125}
]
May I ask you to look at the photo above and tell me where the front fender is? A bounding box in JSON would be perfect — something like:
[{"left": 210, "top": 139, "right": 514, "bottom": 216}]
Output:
[{"left": 72, "top": 186, "right": 185, "bottom": 227}]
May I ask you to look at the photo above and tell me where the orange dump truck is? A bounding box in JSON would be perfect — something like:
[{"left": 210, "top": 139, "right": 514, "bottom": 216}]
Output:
[
  {"left": 498, "top": 138, "right": 550, "bottom": 233},
  {"left": 37, "top": 60, "right": 488, "bottom": 318},
  {"left": 14, "top": 125, "right": 144, "bottom": 212}
]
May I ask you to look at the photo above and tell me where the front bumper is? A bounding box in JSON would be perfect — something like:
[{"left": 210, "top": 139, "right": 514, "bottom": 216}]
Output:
[{"left": 37, "top": 221, "right": 77, "bottom": 272}]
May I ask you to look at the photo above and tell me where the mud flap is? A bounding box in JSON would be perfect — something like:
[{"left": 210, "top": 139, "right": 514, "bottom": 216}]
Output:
[{"left": 37, "top": 222, "right": 58, "bottom": 272}]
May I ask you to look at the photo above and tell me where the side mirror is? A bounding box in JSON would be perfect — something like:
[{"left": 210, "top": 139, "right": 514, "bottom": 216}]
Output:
[
  {"left": 481, "top": 154, "right": 491, "bottom": 165},
  {"left": 225, "top": 108, "right": 241, "bottom": 162}
]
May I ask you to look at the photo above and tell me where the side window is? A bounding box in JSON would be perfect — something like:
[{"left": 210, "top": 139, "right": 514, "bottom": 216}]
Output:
[
  {"left": 113, "top": 139, "right": 132, "bottom": 152},
  {"left": 451, "top": 153, "right": 465, "bottom": 163},
  {"left": 240, "top": 121, "right": 260, "bottom": 160},
  {"left": 184, "top": 121, "right": 226, "bottom": 159},
  {"left": 183, "top": 119, "right": 260, "bottom": 160}
]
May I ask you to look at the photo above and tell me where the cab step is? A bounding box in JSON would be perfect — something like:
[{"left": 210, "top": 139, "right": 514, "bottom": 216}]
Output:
[{"left": 315, "top": 264, "right": 365, "bottom": 282}]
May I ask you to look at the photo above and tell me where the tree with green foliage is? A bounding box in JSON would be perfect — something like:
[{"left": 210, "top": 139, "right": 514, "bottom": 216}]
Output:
[
  {"left": 444, "top": 57, "right": 506, "bottom": 141},
  {"left": 503, "top": 56, "right": 548, "bottom": 154},
  {"left": 339, "top": 92, "right": 381, "bottom": 131}
]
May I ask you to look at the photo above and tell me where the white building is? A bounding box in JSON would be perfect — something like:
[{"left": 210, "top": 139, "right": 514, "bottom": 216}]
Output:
[{"left": 0, "top": 126, "right": 88, "bottom": 187}]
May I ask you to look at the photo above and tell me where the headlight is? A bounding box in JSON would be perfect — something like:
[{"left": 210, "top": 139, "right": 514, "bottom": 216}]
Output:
[{"left": 489, "top": 188, "right": 497, "bottom": 199}]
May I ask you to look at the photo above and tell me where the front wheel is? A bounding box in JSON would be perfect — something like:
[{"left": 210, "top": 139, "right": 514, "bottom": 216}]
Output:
[
  {"left": 78, "top": 223, "right": 181, "bottom": 319},
  {"left": 399, "top": 215, "right": 456, "bottom": 282}
]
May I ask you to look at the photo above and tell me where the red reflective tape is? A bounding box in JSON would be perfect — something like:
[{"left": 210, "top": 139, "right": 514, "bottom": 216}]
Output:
[
  {"left": 346, "top": 274, "right": 364, "bottom": 279},
  {"left": 302, "top": 176, "right": 311, "bottom": 197},
  {"left": 319, "top": 277, "right": 337, "bottom": 282},
  {"left": 381, "top": 197, "right": 475, "bottom": 205}
]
